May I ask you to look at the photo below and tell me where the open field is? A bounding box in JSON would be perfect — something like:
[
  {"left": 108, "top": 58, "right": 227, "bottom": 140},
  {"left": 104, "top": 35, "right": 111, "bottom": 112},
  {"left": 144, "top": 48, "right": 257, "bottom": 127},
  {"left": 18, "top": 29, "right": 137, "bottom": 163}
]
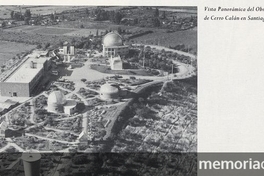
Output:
[
  {"left": 0, "top": 41, "right": 36, "bottom": 66},
  {"left": 5, "top": 25, "right": 75, "bottom": 34},
  {"left": 56, "top": 20, "right": 152, "bottom": 31},
  {"left": 159, "top": 7, "right": 197, "bottom": 14},
  {"left": 64, "top": 28, "right": 106, "bottom": 37},
  {"left": 3, "top": 23, "right": 157, "bottom": 39},
  {"left": 0, "top": 29, "right": 79, "bottom": 46},
  {"left": 132, "top": 28, "right": 197, "bottom": 53},
  {"left": 20, "top": 6, "right": 84, "bottom": 15},
  {"left": 0, "top": 5, "right": 84, "bottom": 19},
  {"left": 5, "top": 26, "right": 76, "bottom": 35}
]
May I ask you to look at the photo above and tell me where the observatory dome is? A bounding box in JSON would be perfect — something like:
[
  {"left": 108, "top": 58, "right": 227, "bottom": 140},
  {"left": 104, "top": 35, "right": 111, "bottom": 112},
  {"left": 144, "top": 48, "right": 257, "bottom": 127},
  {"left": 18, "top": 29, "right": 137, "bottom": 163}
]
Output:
[
  {"left": 47, "top": 91, "right": 66, "bottom": 106},
  {"left": 102, "top": 32, "right": 123, "bottom": 47},
  {"left": 100, "top": 83, "right": 119, "bottom": 100}
]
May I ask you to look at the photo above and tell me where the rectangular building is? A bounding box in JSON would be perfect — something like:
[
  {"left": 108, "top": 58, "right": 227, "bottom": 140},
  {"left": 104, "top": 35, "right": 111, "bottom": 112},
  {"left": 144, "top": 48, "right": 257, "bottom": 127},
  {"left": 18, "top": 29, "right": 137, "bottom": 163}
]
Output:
[{"left": 0, "top": 51, "right": 50, "bottom": 97}]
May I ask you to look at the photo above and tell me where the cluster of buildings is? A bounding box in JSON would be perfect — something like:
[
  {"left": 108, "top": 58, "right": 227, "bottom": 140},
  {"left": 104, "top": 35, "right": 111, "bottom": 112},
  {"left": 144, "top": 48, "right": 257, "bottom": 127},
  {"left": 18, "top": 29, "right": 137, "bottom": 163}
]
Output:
[
  {"left": 58, "top": 41, "right": 75, "bottom": 63},
  {"left": 0, "top": 31, "right": 130, "bottom": 117}
]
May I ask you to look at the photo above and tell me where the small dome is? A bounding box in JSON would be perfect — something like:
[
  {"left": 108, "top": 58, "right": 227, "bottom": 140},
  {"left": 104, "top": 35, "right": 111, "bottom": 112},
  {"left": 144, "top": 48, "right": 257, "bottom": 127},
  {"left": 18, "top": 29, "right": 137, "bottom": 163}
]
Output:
[
  {"left": 48, "top": 91, "right": 66, "bottom": 105},
  {"left": 100, "top": 83, "right": 119, "bottom": 94},
  {"left": 63, "top": 41, "right": 69, "bottom": 46},
  {"left": 102, "top": 32, "right": 123, "bottom": 47}
]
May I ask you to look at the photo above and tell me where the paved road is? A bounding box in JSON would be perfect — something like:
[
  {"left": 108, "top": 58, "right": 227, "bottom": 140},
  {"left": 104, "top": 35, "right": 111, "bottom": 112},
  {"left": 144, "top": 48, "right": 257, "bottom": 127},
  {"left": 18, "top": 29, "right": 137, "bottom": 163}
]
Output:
[
  {"left": 0, "top": 142, "right": 25, "bottom": 152},
  {"left": 25, "top": 133, "right": 78, "bottom": 145}
]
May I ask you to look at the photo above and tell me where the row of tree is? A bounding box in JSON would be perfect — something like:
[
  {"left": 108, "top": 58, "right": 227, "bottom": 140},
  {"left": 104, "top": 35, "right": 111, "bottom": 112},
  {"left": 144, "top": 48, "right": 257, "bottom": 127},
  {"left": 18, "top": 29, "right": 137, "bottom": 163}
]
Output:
[
  {"left": 91, "top": 8, "right": 124, "bottom": 24},
  {"left": 10, "top": 9, "right": 31, "bottom": 24}
]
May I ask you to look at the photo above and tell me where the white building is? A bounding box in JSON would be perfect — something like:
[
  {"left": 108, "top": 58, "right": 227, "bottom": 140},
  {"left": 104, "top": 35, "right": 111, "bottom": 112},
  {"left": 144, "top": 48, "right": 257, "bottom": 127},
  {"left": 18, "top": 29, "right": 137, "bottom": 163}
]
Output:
[
  {"left": 102, "top": 32, "right": 129, "bottom": 57},
  {"left": 47, "top": 91, "right": 77, "bottom": 115},
  {"left": 110, "top": 55, "right": 123, "bottom": 70},
  {"left": 0, "top": 121, "right": 8, "bottom": 137},
  {"left": 58, "top": 42, "right": 75, "bottom": 62},
  {"left": 64, "top": 100, "right": 77, "bottom": 115},
  {"left": 99, "top": 83, "right": 120, "bottom": 101}
]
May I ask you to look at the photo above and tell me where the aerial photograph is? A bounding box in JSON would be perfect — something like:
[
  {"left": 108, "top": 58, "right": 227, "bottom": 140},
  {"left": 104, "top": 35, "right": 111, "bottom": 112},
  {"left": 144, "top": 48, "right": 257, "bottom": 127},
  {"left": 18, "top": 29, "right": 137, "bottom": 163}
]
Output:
[{"left": 0, "top": 5, "right": 197, "bottom": 176}]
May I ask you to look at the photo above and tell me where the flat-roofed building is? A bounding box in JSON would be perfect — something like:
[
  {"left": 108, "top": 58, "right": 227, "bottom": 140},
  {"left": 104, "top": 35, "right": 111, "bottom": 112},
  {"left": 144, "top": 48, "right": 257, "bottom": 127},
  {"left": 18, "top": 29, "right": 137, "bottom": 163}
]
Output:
[{"left": 0, "top": 52, "right": 50, "bottom": 97}]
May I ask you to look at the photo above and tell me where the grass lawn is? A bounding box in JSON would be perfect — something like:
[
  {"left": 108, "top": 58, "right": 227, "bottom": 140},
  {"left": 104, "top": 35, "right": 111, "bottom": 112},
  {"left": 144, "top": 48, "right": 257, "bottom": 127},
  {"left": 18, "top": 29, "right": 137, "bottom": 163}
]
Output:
[
  {"left": 90, "top": 64, "right": 154, "bottom": 76},
  {"left": 5, "top": 26, "right": 76, "bottom": 35}
]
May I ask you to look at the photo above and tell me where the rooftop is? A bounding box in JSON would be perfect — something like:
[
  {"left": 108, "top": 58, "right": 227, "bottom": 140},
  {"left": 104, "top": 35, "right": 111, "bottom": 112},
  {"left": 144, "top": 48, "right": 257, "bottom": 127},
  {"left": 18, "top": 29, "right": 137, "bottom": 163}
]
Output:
[{"left": 4, "top": 51, "right": 49, "bottom": 83}]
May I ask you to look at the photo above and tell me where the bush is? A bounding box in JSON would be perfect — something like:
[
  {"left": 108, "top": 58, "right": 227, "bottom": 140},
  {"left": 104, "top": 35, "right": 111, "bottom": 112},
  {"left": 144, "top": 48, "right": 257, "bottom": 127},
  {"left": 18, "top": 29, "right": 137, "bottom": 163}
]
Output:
[
  {"left": 81, "top": 78, "right": 87, "bottom": 82},
  {"left": 72, "top": 154, "right": 87, "bottom": 165}
]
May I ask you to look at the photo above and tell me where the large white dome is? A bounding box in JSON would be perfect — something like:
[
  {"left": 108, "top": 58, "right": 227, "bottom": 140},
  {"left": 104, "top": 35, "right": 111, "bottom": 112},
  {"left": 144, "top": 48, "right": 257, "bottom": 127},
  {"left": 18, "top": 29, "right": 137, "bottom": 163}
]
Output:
[
  {"left": 48, "top": 91, "right": 66, "bottom": 105},
  {"left": 100, "top": 83, "right": 119, "bottom": 100},
  {"left": 102, "top": 32, "right": 123, "bottom": 47},
  {"left": 100, "top": 83, "right": 119, "bottom": 94}
]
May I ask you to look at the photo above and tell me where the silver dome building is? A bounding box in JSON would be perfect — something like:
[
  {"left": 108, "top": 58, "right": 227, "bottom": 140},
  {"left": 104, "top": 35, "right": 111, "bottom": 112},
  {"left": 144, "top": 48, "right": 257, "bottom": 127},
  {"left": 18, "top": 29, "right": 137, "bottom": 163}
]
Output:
[
  {"left": 99, "top": 83, "right": 120, "bottom": 100},
  {"left": 102, "top": 32, "right": 129, "bottom": 57}
]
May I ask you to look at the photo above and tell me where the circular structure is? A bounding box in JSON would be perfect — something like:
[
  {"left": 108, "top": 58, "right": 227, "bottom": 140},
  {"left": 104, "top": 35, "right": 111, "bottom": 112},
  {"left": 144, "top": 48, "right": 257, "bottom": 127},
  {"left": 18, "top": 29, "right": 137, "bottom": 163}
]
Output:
[
  {"left": 21, "top": 153, "right": 41, "bottom": 176},
  {"left": 102, "top": 32, "right": 123, "bottom": 47},
  {"left": 21, "top": 153, "right": 41, "bottom": 162},
  {"left": 100, "top": 83, "right": 119, "bottom": 100},
  {"left": 64, "top": 100, "right": 77, "bottom": 115},
  {"left": 47, "top": 91, "right": 66, "bottom": 113},
  {"left": 63, "top": 41, "right": 69, "bottom": 46}
]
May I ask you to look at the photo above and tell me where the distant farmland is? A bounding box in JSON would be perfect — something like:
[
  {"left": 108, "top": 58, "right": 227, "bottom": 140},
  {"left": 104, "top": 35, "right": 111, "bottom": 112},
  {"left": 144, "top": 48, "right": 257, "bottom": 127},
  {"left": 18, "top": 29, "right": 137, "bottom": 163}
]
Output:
[
  {"left": 0, "top": 5, "right": 83, "bottom": 19},
  {"left": 5, "top": 26, "right": 76, "bottom": 35},
  {"left": 0, "top": 41, "right": 36, "bottom": 66},
  {"left": 132, "top": 28, "right": 197, "bottom": 54}
]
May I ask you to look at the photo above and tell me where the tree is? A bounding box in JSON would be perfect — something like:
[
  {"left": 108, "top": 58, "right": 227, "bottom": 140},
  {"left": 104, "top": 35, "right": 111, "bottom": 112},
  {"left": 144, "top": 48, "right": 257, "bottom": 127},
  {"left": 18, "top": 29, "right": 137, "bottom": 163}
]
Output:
[
  {"left": 154, "top": 8, "right": 159, "bottom": 18},
  {"left": 71, "top": 38, "right": 76, "bottom": 46},
  {"left": 80, "top": 24, "right": 84, "bottom": 28},
  {"left": 117, "top": 27, "right": 122, "bottom": 34},
  {"left": 153, "top": 18, "right": 161, "bottom": 27},
  {"left": 162, "top": 11, "right": 166, "bottom": 19},
  {"left": 24, "top": 18, "right": 30, "bottom": 25},
  {"left": 1, "top": 21, "right": 6, "bottom": 28},
  {"left": 44, "top": 43, "right": 50, "bottom": 50},
  {"left": 13, "top": 12, "right": 23, "bottom": 21},
  {"left": 50, "top": 13, "right": 55, "bottom": 21},
  {"left": 114, "top": 11, "right": 123, "bottom": 24},
  {"left": 138, "top": 97, "right": 145, "bottom": 104},
  {"left": 36, "top": 44, "right": 42, "bottom": 49},
  {"left": 24, "top": 9, "right": 31, "bottom": 19},
  {"left": 105, "top": 29, "right": 108, "bottom": 35},
  {"left": 10, "top": 11, "right": 14, "bottom": 19},
  {"left": 81, "top": 78, "right": 87, "bottom": 82},
  {"left": 85, "top": 8, "right": 89, "bottom": 16}
]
